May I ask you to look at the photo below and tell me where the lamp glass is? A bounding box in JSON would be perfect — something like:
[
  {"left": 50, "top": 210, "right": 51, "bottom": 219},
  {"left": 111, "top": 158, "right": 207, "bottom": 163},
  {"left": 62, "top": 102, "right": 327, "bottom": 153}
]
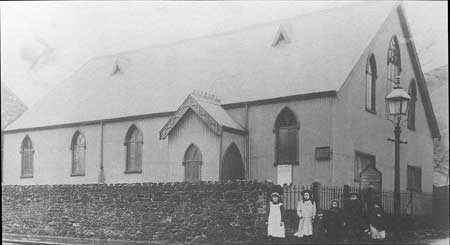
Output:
[
  {"left": 386, "top": 87, "right": 410, "bottom": 117},
  {"left": 389, "top": 100, "right": 400, "bottom": 115},
  {"left": 401, "top": 99, "right": 409, "bottom": 115}
]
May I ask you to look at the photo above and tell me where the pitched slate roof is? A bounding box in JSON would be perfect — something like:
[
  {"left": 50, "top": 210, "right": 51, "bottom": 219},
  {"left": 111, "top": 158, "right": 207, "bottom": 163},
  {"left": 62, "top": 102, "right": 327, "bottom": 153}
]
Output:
[
  {"left": 1, "top": 83, "right": 27, "bottom": 130},
  {"left": 6, "top": 2, "right": 398, "bottom": 131},
  {"left": 160, "top": 91, "right": 244, "bottom": 139}
]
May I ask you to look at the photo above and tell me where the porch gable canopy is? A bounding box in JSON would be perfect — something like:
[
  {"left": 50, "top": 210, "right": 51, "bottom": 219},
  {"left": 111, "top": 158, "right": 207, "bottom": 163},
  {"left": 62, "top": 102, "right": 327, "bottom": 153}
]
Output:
[{"left": 159, "top": 91, "right": 245, "bottom": 140}]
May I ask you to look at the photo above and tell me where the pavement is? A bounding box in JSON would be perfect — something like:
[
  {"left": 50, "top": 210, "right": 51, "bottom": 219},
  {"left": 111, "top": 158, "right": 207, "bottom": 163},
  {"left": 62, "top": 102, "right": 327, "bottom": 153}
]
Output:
[
  {"left": 428, "top": 238, "right": 449, "bottom": 245},
  {"left": 3, "top": 232, "right": 449, "bottom": 245},
  {"left": 1, "top": 234, "right": 179, "bottom": 245}
]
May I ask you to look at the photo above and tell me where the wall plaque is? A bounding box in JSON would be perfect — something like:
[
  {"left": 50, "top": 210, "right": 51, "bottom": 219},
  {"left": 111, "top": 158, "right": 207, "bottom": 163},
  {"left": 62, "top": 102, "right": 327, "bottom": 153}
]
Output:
[{"left": 277, "top": 164, "right": 292, "bottom": 186}]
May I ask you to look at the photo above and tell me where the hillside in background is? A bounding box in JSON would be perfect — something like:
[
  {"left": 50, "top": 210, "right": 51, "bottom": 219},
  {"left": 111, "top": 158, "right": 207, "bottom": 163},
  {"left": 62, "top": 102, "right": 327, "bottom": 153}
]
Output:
[{"left": 424, "top": 65, "right": 449, "bottom": 186}]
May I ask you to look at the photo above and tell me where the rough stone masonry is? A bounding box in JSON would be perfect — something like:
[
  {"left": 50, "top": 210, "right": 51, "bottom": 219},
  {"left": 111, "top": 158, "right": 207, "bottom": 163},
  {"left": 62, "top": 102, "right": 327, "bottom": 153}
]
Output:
[{"left": 2, "top": 180, "right": 278, "bottom": 243}]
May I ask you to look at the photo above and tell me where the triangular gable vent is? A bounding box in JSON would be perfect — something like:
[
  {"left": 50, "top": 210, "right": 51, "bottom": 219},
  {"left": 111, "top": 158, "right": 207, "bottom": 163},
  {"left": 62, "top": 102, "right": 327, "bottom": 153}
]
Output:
[
  {"left": 112, "top": 63, "right": 121, "bottom": 75},
  {"left": 111, "top": 57, "right": 130, "bottom": 75},
  {"left": 272, "top": 27, "right": 290, "bottom": 47}
]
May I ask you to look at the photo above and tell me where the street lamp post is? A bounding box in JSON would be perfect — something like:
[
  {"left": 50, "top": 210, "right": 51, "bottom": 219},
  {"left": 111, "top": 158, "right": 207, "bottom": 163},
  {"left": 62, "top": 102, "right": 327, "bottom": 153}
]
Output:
[{"left": 385, "top": 75, "right": 411, "bottom": 240}]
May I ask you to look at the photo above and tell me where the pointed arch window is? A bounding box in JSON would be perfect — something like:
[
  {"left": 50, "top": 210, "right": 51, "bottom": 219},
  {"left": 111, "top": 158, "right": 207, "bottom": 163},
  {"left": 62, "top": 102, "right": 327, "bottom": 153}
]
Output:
[
  {"left": 408, "top": 79, "right": 417, "bottom": 131},
  {"left": 71, "top": 131, "right": 86, "bottom": 176},
  {"left": 183, "top": 144, "right": 202, "bottom": 181},
  {"left": 274, "top": 107, "right": 299, "bottom": 165},
  {"left": 366, "top": 54, "right": 377, "bottom": 113},
  {"left": 20, "top": 135, "right": 34, "bottom": 178},
  {"left": 124, "top": 125, "right": 143, "bottom": 173},
  {"left": 387, "top": 36, "right": 402, "bottom": 95}
]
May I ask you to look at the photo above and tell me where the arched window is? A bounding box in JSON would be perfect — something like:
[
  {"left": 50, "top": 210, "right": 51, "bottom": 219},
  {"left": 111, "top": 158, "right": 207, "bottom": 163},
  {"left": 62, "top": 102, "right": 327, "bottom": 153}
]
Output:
[
  {"left": 183, "top": 144, "right": 202, "bottom": 181},
  {"left": 124, "top": 125, "right": 143, "bottom": 173},
  {"left": 20, "top": 135, "right": 34, "bottom": 178},
  {"left": 366, "top": 54, "right": 377, "bottom": 113},
  {"left": 274, "top": 107, "right": 299, "bottom": 164},
  {"left": 387, "top": 36, "right": 401, "bottom": 95},
  {"left": 71, "top": 131, "right": 86, "bottom": 176},
  {"left": 408, "top": 79, "right": 417, "bottom": 131}
]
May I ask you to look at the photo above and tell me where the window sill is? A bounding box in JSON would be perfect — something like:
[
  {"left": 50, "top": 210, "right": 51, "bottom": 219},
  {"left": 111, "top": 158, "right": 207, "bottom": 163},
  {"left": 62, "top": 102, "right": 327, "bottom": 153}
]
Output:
[
  {"left": 365, "top": 108, "right": 376, "bottom": 114},
  {"left": 274, "top": 161, "right": 299, "bottom": 166},
  {"left": 20, "top": 175, "right": 33, "bottom": 179},
  {"left": 407, "top": 188, "right": 421, "bottom": 192},
  {"left": 124, "top": 170, "right": 142, "bottom": 174},
  {"left": 316, "top": 157, "right": 331, "bottom": 161},
  {"left": 71, "top": 173, "right": 86, "bottom": 177}
]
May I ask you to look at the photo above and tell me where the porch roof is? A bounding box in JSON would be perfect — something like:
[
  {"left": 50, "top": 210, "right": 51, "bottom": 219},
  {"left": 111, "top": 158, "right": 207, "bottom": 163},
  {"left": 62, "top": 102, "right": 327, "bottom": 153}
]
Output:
[{"left": 159, "top": 91, "right": 245, "bottom": 139}]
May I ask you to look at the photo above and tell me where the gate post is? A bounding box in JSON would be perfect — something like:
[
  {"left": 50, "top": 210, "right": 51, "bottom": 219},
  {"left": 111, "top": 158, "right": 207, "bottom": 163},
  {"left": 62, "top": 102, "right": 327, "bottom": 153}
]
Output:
[
  {"left": 312, "top": 181, "right": 320, "bottom": 209},
  {"left": 343, "top": 185, "right": 350, "bottom": 209},
  {"left": 367, "top": 186, "right": 374, "bottom": 213}
]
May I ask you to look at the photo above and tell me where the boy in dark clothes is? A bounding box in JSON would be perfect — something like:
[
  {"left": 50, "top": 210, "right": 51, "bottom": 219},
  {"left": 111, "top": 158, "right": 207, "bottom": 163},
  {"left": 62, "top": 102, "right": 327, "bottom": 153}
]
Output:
[
  {"left": 326, "top": 200, "right": 345, "bottom": 243},
  {"left": 343, "top": 192, "right": 365, "bottom": 241},
  {"left": 313, "top": 209, "right": 327, "bottom": 242}
]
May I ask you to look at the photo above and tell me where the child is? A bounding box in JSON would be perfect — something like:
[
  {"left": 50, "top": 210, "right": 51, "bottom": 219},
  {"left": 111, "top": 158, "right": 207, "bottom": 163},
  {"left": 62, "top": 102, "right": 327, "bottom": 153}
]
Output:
[
  {"left": 325, "top": 200, "right": 344, "bottom": 243},
  {"left": 313, "top": 209, "right": 327, "bottom": 242},
  {"left": 368, "top": 202, "right": 386, "bottom": 240},
  {"left": 294, "top": 190, "right": 316, "bottom": 240},
  {"left": 266, "top": 192, "right": 285, "bottom": 241},
  {"left": 343, "top": 192, "right": 365, "bottom": 242}
]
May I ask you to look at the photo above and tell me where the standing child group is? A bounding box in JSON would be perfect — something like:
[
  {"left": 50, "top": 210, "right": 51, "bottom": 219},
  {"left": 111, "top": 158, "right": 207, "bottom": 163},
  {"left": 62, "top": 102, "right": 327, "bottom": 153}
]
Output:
[{"left": 266, "top": 190, "right": 387, "bottom": 243}]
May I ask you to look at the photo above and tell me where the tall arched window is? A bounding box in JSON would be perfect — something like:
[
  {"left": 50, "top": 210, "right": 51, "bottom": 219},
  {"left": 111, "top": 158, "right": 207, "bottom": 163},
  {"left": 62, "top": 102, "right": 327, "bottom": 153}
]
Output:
[
  {"left": 366, "top": 54, "right": 377, "bottom": 113},
  {"left": 124, "top": 125, "right": 143, "bottom": 173},
  {"left": 408, "top": 79, "right": 417, "bottom": 131},
  {"left": 183, "top": 144, "right": 202, "bottom": 181},
  {"left": 71, "top": 131, "right": 86, "bottom": 176},
  {"left": 20, "top": 135, "right": 34, "bottom": 178},
  {"left": 274, "top": 107, "right": 299, "bottom": 165},
  {"left": 387, "top": 36, "right": 401, "bottom": 95}
]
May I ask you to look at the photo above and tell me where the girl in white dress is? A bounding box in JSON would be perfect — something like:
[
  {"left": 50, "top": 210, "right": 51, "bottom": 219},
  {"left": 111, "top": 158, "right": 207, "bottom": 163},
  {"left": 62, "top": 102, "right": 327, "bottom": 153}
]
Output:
[
  {"left": 266, "top": 192, "right": 286, "bottom": 240},
  {"left": 294, "top": 190, "right": 316, "bottom": 239}
]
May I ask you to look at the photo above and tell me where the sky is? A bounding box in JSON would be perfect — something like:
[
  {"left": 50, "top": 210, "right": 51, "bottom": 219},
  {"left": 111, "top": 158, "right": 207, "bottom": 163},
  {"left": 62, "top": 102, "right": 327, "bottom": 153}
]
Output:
[{"left": 1, "top": 1, "right": 448, "bottom": 107}]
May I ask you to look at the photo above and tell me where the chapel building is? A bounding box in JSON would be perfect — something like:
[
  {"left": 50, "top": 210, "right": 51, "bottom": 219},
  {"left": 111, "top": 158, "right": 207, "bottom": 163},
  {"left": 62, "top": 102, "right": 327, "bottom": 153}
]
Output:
[{"left": 2, "top": 2, "right": 440, "bottom": 193}]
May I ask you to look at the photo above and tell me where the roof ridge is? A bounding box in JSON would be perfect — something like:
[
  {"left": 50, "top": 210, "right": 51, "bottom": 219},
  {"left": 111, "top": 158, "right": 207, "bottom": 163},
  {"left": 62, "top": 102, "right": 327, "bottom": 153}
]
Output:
[{"left": 97, "top": 2, "right": 393, "bottom": 59}]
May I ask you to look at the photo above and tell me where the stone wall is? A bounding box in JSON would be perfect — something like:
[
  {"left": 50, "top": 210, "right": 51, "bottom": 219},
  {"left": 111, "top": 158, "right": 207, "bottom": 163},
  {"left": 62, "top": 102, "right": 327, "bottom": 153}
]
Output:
[{"left": 2, "top": 181, "right": 278, "bottom": 243}]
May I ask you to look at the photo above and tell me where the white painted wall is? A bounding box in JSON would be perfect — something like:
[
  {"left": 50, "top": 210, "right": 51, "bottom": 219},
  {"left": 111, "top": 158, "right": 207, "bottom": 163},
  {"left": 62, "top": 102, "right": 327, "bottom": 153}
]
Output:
[
  {"left": 167, "top": 110, "right": 221, "bottom": 181},
  {"left": 333, "top": 8, "right": 435, "bottom": 192}
]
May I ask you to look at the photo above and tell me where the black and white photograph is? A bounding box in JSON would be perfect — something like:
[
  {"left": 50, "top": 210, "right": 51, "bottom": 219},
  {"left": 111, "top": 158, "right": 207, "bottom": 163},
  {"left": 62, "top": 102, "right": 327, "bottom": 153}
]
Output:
[{"left": 1, "top": 1, "right": 448, "bottom": 244}]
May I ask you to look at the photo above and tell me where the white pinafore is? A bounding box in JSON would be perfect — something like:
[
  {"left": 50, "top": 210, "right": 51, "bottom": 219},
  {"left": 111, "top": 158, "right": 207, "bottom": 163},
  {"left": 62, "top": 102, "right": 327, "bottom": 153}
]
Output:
[{"left": 267, "top": 202, "right": 285, "bottom": 238}]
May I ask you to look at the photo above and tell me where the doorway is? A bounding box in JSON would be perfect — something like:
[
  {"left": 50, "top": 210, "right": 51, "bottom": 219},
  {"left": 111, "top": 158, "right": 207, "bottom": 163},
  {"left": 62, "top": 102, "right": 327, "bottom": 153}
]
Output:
[{"left": 221, "top": 143, "right": 245, "bottom": 180}]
